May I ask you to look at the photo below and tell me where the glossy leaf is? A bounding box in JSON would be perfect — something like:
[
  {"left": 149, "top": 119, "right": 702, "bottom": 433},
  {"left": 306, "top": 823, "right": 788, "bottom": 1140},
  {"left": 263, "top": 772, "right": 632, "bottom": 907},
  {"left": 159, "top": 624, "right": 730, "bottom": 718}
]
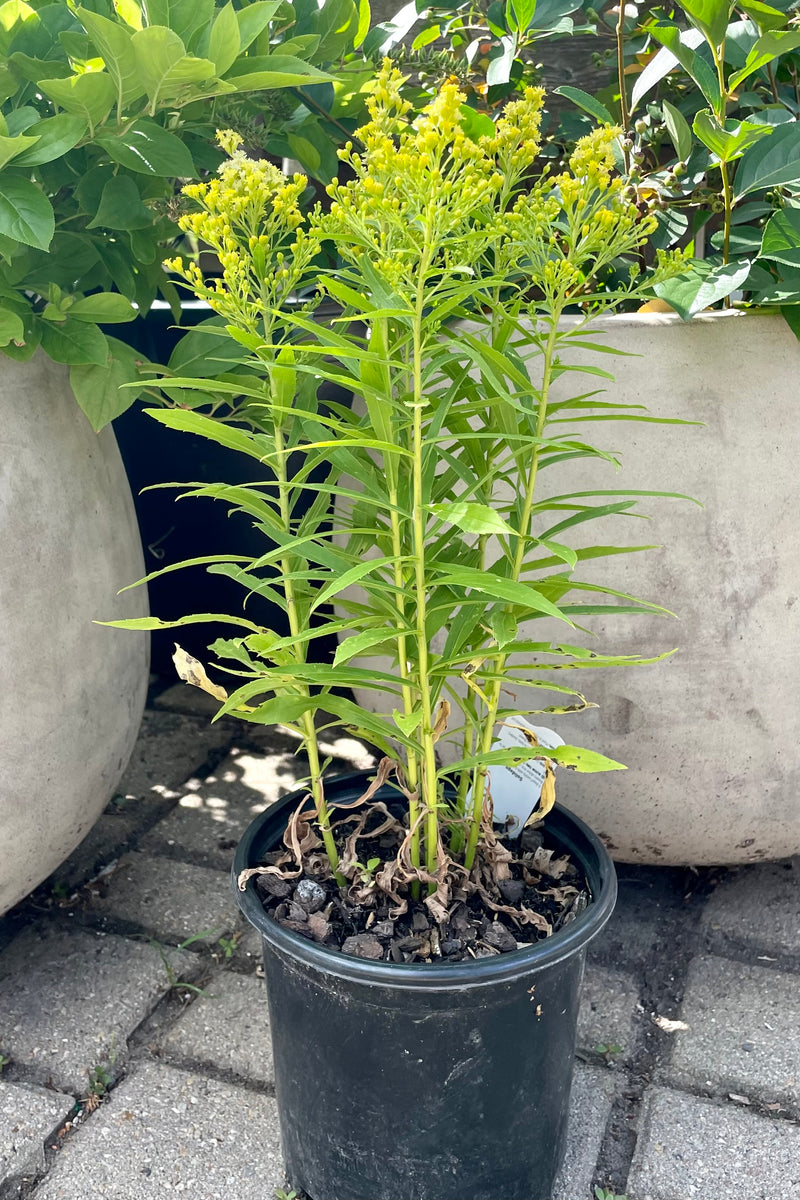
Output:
[
  {"left": 728, "top": 30, "right": 800, "bottom": 92},
  {"left": 131, "top": 26, "right": 216, "bottom": 109},
  {"left": 87, "top": 174, "right": 153, "bottom": 229},
  {"left": 76, "top": 7, "right": 144, "bottom": 108},
  {"left": 634, "top": 25, "right": 717, "bottom": 110},
  {"left": 38, "top": 72, "right": 115, "bottom": 127},
  {"left": 653, "top": 259, "right": 752, "bottom": 318},
  {"left": 39, "top": 317, "right": 108, "bottom": 366},
  {"left": 675, "top": 0, "right": 734, "bottom": 46},
  {"left": 68, "top": 292, "right": 137, "bottom": 322},
  {"left": 553, "top": 86, "right": 613, "bottom": 125},
  {"left": 662, "top": 99, "right": 692, "bottom": 161},
  {"left": 11, "top": 114, "right": 86, "bottom": 166},
  {"left": 0, "top": 175, "right": 54, "bottom": 249},
  {"left": 693, "top": 111, "right": 772, "bottom": 162},
  {"left": 69, "top": 334, "right": 144, "bottom": 429},
  {"left": 734, "top": 123, "right": 800, "bottom": 197},
  {"left": 760, "top": 207, "right": 800, "bottom": 269},
  {"left": 95, "top": 119, "right": 196, "bottom": 176}
]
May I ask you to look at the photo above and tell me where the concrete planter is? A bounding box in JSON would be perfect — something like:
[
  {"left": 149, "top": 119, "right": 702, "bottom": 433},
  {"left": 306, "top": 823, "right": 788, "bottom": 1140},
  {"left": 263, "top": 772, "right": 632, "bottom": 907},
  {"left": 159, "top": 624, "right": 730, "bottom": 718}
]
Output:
[
  {"left": 0, "top": 353, "right": 149, "bottom": 914},
  {"left": 349, "top": 310, "right": 799, "bottom": 866}
]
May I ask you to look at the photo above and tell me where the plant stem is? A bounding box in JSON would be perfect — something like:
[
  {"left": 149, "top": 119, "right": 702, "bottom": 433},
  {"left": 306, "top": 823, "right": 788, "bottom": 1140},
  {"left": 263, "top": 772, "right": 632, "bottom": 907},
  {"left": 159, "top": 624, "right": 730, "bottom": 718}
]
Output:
[
  {"left": 410, "top": 303, "right": 440, "bottom": 883},
  {"left": 272, "top": 413, "right": 343, "bottom": 884},
  {"left": 710, "top": 41, "right": 733, "bottom": 290},
  {"left": 463, "top": 319, "right": 560, "bottom": 872},
  {"left": 616, "top": 2, "right": 630, "bottom": 158}
]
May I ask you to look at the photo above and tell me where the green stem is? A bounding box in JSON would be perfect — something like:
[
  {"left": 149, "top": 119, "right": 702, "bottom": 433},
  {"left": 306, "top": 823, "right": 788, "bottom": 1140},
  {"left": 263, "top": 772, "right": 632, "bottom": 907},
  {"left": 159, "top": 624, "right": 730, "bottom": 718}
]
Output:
[
  {"left": 463, "top": 319, "right": 561, "bottom": 872},
  {"left": 273, "top": 413, "right": 343, "bottom": 885},
  {"left": 616, "top": 2, "right": 630, "bottom": 160},
  {"left": 410, "top": 302, "right": 440, "bottom": 883},
  {"left": 710, "top": 42, "right": 733, "bottom": 289}
]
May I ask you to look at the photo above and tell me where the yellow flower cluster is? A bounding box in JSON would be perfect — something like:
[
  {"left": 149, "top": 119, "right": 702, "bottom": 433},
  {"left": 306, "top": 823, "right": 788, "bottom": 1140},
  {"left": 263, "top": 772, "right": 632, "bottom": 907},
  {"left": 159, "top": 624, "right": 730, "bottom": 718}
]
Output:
[
  {"left": 167, "top": 131, "right": 318, "bottom": 335},
  {"left": 482, "top": 86, "right": 546, "bottom": 172}
]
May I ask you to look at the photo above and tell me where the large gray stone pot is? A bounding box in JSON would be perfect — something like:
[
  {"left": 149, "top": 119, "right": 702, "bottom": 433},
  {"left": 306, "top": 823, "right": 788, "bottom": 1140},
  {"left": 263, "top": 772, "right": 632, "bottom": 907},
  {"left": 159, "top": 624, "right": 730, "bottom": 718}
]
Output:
[
  {"left": 347, "top": 310, "right": 800, "bottom": 866},
  {"left": 0, "top": 353, "right": 149, "bottom": 914}
]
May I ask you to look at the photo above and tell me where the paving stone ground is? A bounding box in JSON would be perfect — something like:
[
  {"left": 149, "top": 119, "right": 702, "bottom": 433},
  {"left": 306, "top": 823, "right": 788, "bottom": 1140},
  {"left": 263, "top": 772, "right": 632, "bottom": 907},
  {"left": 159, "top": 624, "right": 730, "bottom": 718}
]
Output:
[
  {"left": 30, "top": 1060, "right": 283, "bottom": 1200},
  {"left": 0, "top": 1082, "right": 74, "bottom": 1198},
  {"left": 664, "top": 954, "right": 800, "bottom": 1110},
  {"left": 1, "top": 700, "right": 797, "bottom": 1200},
  {"left": 627, "top": 1086, "right": 800, "bottom": 1200}
]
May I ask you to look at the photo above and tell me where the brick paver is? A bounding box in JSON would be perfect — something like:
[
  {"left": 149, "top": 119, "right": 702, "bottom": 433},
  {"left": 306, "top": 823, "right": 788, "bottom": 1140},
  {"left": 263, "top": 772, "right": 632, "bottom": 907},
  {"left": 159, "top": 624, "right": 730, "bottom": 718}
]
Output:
[
  {"left": 627, "top": 1086, "right": 800, "bottom": 1199},
  {"left": 664, "top": 954, "right": 800, "bottom": 1108},
  {"left": 153, "top": 971, "right": 273, "bottom": 1086},
  {"left": 139, "top": 748, "right": 297, "bottom": 871},
  {"left": 30, "top": 1060, "right": 283, "bottom": 1200},
  {"left": 0, "top": 1081, "right": 74, "bottom": 1195},
  {"left": 88, "top": 853, "right": 240, "bottom": 947},
  {"left": 577, "top": 965, "right": 641, "bottom": 1063},
  {"left": 702, "top": 861, "right": 800, "bottom": 958},
  {"left": 0, "top": 925, "right": 193, "bottom": 1094},
  {"left": 553, "top": 1064, "right": 616, "bottom": 1200}
]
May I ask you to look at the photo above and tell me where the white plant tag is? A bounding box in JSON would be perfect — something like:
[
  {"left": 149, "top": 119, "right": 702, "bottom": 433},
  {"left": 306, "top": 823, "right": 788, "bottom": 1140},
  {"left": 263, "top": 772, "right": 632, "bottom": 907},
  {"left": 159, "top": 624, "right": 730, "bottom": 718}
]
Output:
[{"left": 487, "top": 717, "right": 565, "bottom": 835}]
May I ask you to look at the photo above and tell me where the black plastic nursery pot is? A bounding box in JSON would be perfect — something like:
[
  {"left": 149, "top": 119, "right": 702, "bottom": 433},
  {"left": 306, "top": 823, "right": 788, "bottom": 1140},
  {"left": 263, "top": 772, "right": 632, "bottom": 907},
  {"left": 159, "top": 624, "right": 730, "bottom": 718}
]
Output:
[{"left": 233, "top": 770, "right": 617, "bottom": 1200}]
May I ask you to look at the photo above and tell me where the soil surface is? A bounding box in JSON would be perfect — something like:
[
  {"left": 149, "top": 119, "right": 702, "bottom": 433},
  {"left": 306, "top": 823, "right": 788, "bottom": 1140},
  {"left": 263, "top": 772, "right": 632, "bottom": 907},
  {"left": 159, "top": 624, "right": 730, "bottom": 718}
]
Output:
[{"left": 250, "top": 806, "right": 591, "bottom": 965}]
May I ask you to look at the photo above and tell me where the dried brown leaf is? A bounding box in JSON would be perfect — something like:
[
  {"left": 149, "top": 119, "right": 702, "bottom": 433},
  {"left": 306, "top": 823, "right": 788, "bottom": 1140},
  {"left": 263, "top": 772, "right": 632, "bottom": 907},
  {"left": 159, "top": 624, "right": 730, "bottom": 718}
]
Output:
[{"left": 172, "top": 644, "right": 228, "bottom": 702}]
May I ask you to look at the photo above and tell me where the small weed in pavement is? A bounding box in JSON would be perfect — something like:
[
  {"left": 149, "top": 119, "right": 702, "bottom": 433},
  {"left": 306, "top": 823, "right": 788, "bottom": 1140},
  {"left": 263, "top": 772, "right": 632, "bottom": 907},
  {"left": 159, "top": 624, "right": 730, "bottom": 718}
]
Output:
[{"left": 595, "top": 1187, "right": 629, "bottom": 1200}]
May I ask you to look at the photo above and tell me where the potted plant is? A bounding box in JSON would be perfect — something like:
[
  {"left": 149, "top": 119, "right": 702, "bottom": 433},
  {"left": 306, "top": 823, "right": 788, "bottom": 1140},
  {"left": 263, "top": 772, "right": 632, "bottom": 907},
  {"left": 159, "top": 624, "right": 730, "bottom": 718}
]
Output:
[
  {"left": 0, "top": 0, "right": 336, "bottom": 914},
  {"left": 107, "top": 64, "right": 690, "bottom": 1198},
  {"left": 344, "top": 0, "right": 800, "bottom": 865}
]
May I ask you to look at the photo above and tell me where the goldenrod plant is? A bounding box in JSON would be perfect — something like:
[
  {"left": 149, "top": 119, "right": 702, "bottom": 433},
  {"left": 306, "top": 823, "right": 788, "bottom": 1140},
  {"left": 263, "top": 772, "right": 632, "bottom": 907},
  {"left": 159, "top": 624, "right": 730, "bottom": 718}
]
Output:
[{"left": 107, "top": 64, "right": 690, "bottom": 904}]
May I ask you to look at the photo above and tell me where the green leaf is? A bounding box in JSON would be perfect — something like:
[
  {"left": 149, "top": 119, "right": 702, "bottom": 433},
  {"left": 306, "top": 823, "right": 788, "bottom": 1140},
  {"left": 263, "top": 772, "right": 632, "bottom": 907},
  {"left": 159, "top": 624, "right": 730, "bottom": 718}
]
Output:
[
  {"left": 646, "top": 24, "right": 721, "bottom": 109},
  {"left": 736, "top": 0, "right": 788, "bottom": 31},
  {"left": 287, "top": 133, "right": 320, "bottom": 172},
  {"left": 224, "top": 54, "right": 332, "bottom": 89},
  {"left": 40, "top": 318, "right": 108, "bottom": 366},
  {"left": 11, "top": 114, "right": 87, "bottom": 166},
  {"left": 223, "top": 694, "right": 316, "bottom": 727},
  {"left": 87, "top": 174, "right": 153, "bottom": 229},
  {"left": 734, "top": 123, "right": 800, "bottom": 197},
  {"left": 675, "top": 0, "right": 734, "bottom": 46},
  {"left": 310, "top": 555, "right": 401, "bottom": 615},
  {"left": 653, "top": 259, "right": 752, "bottom": 318},
  {"left": 208, "top": 1, "right": 240, "bottom": 75},
  {"left": 511, "top": 0, "right": 538, "bottom": 32},
  {"left": 0, "top": 307, "right": 24, "bottom": 346},
  {"left": 442, "top": 743, "right": 626, "bottom": 776},
  {"left": 553, "top": 85, "right": 613, "bottom": 125},
  {"left": 434, "top": 567, "right": 573, "bottom": 623},
  {"left": 662, "top": 99, "right": 692, "bottom": 161},
  {"left": 490, "top": 608, "right": 517, "bottom": 649},
  {"left": 145, "top": 406, "right": 269, "bottom": 461},
  {"left": 69, "top": 334, "right": 144, "bottom": 429},
  {"left": 95, "top": 118, "right": 196, "bottom": 176},
  {"left": 76, "top": 7, "right": 144, "bottom": 108},
  {"left": 99, "top": 611, "right": 261, "bottom": 632},
  {"left": 333, "top": 628, "right": 396, "bottom": 666},
  {"left": 728, "top": 30, "right": 800, "bottom": 92},
  {"left": 760, "top": 207, "right": 800, "bottom": 269},
  {"left": 0, "top": 176, "right": 54, "bottom": 250},
  {"left": 167, "top": 319, "right": 247, "bottom": 376},
  {"left": 132, "top": 26, "right": 216, "bottom": 108},
  {"left": 693, "top": 111, "right": 772, "bottom": 162},
  {"left": 235, "top": 1, "right": 282, "bottom": 52},
  {"left": 354, "top": 0, "right": 371, "bottom": 47},
  {"left": 0, "top": 132, "right": 39, "bottom": 170},
  {"left": 68, "top": 292, "right": 137, "bottom": 323},
  {"left": 38, "top": 72, "right": 116, "bottom": 127},
  {"left": 429, "top": 501, "right": 512, "bottom": 536}
]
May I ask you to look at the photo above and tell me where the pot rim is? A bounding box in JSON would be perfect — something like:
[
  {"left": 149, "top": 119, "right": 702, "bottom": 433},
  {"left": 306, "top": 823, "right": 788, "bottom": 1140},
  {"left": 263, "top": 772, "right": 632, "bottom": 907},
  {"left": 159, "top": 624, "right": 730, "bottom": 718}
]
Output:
[{"left": 232, "top": 771, "right": 617, "bottom": 992}]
